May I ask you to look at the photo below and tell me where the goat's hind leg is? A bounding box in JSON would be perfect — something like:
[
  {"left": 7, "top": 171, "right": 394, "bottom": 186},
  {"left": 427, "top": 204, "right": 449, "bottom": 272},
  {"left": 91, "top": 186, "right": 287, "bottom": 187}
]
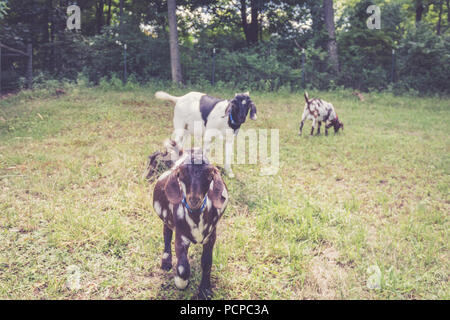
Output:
[
  {"left": 172, "top": 118, "right": 188, "bottom": 150},
  {"left": 161, "top": 224, "right": 173, "bottom": 271}
]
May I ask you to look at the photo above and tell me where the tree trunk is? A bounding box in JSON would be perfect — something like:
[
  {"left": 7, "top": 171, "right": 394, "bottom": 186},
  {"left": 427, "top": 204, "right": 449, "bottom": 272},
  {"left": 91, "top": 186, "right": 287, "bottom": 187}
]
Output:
[
  {"left": 96, "top": 0, "right": 105, "bottom": 34},
  {"left": 240, "top": 0, "right": 259, "bottom": 45},
  {"left": 119, "top": 0, "right": 123, "bottom": 28},
  {"left": 447, "top": 0, "right": 449, "bottom": 23},
  {"left": 48, "top": 0, "right": 55, "bottom": 74},
  {"left": 323, "top": 0, "right": 339, "bottom": 74},
  {"left": 249, "top": 0, "right": 259, "bottom": 43},
  {"left": 437, "top": 0, "right": 443, "bottom": 35},
  {"left": 167, "top": 0, "right": 183, "bottom": 84},
  {"left": 106, "top": 0, "right": 112, "bottom": 26},
  {"left": 240, "top": 0, "right": 249, "bottom": 42},
  {"left": 416, "top": 0, "right": 424, "bottom": 25},
  {"left": 44, "top": 0, "right": 50, "bottom": 72}
]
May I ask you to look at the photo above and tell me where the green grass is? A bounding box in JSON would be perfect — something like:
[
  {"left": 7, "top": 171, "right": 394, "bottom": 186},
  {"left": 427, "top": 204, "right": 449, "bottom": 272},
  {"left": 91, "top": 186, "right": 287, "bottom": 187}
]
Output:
[{"left": 0, "top": 84, "right": 449, "bottom": 299}]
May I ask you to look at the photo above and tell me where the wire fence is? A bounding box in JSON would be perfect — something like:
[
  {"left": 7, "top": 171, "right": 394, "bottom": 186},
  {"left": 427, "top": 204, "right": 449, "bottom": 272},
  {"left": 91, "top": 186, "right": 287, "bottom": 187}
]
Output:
[{"left": 0, "top": 42, "right": 33, "bottom": 95}]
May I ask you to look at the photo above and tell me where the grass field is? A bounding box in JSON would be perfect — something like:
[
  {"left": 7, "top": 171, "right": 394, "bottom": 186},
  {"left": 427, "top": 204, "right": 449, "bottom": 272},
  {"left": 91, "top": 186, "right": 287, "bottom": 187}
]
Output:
[{"left": 0, "top": 84, "right": 449, "bottom": 299}]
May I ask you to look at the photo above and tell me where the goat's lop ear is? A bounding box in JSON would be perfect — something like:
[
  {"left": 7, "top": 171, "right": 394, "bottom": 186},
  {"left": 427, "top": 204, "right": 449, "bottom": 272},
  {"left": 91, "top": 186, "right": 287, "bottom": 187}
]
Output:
[
  {"left": 249, "top": 101, "right": 257, "bottom": 120},
  {"left": 224, "top": 102, "right": 232, "bottom": 117},
  {"left": 207, "top": 167, "right": 227, "bottom": 209},
  {"left": 164, "top": 170, "right": 183, "bottom": 204}
]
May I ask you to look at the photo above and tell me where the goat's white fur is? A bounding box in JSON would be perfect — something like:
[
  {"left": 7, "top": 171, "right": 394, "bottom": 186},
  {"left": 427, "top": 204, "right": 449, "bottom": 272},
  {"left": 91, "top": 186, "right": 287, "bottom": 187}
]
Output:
[
  {"left": 301, "top": 92, "right": 338, "bottom": 123},
  {"left": 156, "top": 91, "right": 249, "bottom": 177},
  {"left": 300, "top": 92, "right": 340, "bottom": 135}
]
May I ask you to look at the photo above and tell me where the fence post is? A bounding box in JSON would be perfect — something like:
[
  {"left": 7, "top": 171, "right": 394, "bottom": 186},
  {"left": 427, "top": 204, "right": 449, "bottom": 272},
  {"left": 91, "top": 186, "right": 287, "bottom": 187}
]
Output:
[
  {"left": 211, "top": 48, "right": 216, "bottom": 86},
  {"left": 301, "top": 49, "right": 306, "bottom": 89},
  {"left": 27, "top": 43, "right": 33, "bottom": 89},
  {"left": 391, "top": 48, "right": 396, "bottom": 84},
  {"left": 0, "top": 43, "right": 2, "bottom": 96},
  {"left": 123, "top": 44, "right": 127, "bottom": 84}
]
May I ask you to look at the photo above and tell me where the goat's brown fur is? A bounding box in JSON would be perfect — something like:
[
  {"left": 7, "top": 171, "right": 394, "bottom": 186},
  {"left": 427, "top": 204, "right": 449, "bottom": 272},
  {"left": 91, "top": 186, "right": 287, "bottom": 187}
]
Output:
[{"left": 152, "top": 151, "right": 228, "bottom": 299}]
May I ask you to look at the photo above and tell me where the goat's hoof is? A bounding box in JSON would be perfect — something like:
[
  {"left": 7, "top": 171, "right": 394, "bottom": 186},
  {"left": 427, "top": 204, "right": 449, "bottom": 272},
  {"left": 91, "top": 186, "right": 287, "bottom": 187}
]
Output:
[
  {"left": 197, "top": 287, "right": 213, "bottom": 300},
  {"left": 174, "top": 276, "right": 189, "bottom": 290},
  {"left": 161, "top": 260, "right": 172, "bottom": 271}
]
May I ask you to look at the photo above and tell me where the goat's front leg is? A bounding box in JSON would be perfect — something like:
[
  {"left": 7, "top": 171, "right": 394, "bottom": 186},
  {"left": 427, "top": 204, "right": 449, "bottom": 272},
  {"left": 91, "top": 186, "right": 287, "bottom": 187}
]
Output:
[
  {"left": 299, "top": 111, "right": 308, "bottom": 136},
  {"left": 224, "top": 137, "right": 234, "bottom": 178},
  {"left": 161, "top": 224, "right": 173, "bottom": 271},
  {"left": 325, "top": 122, "right": 333, "bottom": 136},
  {"left": 299, "top": 121, "right": 305, "bottom": 136},
  {"left": 310, "top": 117, "right": 316, "bottom": 136},
  {"left": 316, "top": 121, "right": 322, "bottom": 135},
  {"left": 198, "top": 230, "right": 216, "bottom": 300},
  {"left": 174, "top": 231, "right": 190, "bottom": 290}
]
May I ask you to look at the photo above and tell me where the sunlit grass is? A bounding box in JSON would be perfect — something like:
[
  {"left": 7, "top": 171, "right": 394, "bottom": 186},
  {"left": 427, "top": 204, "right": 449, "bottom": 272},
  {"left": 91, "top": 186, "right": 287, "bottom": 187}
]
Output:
[{"left": 0, "top": 84, "right": 448, "bottom": 299}]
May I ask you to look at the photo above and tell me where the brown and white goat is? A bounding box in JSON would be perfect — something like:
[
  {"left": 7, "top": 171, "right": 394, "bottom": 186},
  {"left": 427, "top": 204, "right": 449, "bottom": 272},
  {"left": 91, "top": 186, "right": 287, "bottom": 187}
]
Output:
[
  {"left": 299, "top": 92, "right": 344, "bottom": 136},
  {"left": 143, "top": 140, "right": 183, "bottom": 181},
  {"left": 152, "top": 150, "right": 228, "bottom": 299}
]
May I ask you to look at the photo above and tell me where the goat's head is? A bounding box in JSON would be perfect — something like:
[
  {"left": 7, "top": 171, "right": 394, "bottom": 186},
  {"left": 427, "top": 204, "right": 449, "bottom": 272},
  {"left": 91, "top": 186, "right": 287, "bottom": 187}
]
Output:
[
  {"left": 331, "top": 118, "right": 344, "bottom": 133},
  {"left": 227, "top": 92, "right": 257, "bottom": 123},
  {"left": 164, "top": 153, "right": 226, "bottom": 212}
]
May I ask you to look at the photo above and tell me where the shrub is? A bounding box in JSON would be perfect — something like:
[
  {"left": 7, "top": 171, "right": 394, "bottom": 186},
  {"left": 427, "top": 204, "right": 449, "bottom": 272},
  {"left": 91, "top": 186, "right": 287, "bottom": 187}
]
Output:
[{"left": 395, "top": 24, "right": 450, "bottom": 94}]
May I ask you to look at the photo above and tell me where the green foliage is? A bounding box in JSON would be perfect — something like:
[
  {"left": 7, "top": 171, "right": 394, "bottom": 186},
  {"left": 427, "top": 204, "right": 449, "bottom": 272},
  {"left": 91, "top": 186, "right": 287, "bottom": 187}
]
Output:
[
  {"left": 335, "top": 0, "right": 449, "bottom": 94},
  {"left": 185, "top": 40, "right": 303, "bottom": 91},
  {"left": 395, "top": 23, "right": 450, "bottom": 94},
  {"left": 1, "top": 0, "right": 448, "bottom": 95},
  {"left": 337, "top": 0, "right": 400, "bottom": 91},
  {"left": 83, "top": 14, "right": 171, "bottom": 84},
  {"left": 0, "top": 0, "right": 8, "bottom": 19}
]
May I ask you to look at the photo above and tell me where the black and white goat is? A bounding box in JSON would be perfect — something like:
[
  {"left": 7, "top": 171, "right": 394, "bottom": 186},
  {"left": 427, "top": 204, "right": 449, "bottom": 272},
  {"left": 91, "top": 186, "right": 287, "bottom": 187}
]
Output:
[
  {"left": 155, "top": 91, "right": 257, "bottom": 177},
  {"left": 153, "top": 150, "right": 228, "bottom": 299},
  {"left": 299, "top": 92, "right": 344, "bottom": 136}
]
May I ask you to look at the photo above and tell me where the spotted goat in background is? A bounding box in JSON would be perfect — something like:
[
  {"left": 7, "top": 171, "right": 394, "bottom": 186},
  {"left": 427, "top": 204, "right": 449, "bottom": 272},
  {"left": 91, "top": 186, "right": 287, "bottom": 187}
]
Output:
[
  {"left": 299, "top": 92, "right": 344, "bottom": 136},
  {"left": 152, "top": 149, "right": 228, "bottom": 299}
]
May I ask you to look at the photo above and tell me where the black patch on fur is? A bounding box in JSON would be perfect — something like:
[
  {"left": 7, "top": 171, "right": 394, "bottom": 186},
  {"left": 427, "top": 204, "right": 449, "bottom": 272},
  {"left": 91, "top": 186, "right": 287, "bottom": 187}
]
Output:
[
  {"left": 199, "top": 95, "right": 224, "bottom": 126},
  {"left": 323, "top": 108, "right": 332, "bottom": 122},
  {"left": 227, "top": 106, "right": 242, "bottom": 132}
]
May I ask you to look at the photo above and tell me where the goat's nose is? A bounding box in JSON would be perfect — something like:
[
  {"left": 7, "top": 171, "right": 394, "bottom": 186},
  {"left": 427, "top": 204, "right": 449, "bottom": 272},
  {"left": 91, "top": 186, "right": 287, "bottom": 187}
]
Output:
[{"left": 188, "top": 196, "right": 202, "bottom": 208}]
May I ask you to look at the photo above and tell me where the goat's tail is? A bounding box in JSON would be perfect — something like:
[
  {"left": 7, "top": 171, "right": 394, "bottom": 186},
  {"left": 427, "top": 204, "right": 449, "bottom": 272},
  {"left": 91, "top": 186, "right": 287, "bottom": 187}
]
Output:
[{"left": 155, "top": 91, "right": 179, "bottom": 103}]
